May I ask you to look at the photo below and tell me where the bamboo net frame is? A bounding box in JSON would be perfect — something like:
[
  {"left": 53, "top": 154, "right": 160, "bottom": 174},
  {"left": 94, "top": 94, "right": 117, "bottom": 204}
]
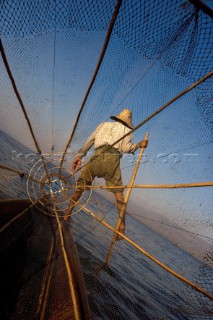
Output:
[
  {"left": 0, "top": 39, "right": 50, "bottom": 184},
  {"left": 0, "top": 0, "right": 212, "bottom": 318},
  {"left": 1, "top": 164, "right": 212, "bottom": 189},
  {"left": 52, "top": 204, "right": 81, "bottom": 320},
  {"left": 60, "top": 0, "right": 123, "bottom": 169},
  {"left": 105, "top": 132, "right": 149, "bottom": 265},
  {"left": 36, "top": 237, "right": 55, "bottom": 320},
  {"left": 81, "top": 205, "right": 213, "bottom": 301},
  {"left": 72, "top": 70, "right": 213, "bottom": 176},
  {"left": 0, "top": 200, "right": 37, "bottom": 234},
  {"left": 80, "top": 181, "right": 213, "bottom": 189}
]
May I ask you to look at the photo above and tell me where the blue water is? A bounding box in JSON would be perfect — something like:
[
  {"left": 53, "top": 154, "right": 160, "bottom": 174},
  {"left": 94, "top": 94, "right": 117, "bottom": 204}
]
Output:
[
  {"left": 70, "top": 194, "right": 213, "bottom": 320},
  {"left": 0, "top": 130, "right": 212, "bottom": 319}
]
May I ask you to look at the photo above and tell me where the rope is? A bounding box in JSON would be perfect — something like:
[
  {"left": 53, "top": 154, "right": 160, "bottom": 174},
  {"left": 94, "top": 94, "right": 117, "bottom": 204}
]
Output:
[{"left": 60, "top": 0, "right": 123, "bottom": 169}]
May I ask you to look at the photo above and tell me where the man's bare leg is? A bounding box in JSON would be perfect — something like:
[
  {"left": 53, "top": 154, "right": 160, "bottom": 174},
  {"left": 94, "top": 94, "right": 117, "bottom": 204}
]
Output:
[
  {"left": 115, "top": 192, "right": 125, "bottom": 240},
  {"left": 63, "top": 189, "right": 83, "bottom": 221}
]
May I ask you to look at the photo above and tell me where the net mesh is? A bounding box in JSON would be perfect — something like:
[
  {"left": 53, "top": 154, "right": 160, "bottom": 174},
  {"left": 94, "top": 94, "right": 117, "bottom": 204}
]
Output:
[{"left": 0, "top": 0, "right": 212, "bottom": 319}]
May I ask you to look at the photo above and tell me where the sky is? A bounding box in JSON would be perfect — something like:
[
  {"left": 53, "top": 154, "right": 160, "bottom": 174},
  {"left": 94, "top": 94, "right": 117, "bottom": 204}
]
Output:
[{"left": 0, "top": 0, "right": 212, "bottom": 245}]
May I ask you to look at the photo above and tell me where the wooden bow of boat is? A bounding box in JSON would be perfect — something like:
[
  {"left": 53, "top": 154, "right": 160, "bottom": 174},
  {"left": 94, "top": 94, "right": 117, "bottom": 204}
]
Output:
[{"left": 0, "top": 199, "right": 91, "bottom": 320}]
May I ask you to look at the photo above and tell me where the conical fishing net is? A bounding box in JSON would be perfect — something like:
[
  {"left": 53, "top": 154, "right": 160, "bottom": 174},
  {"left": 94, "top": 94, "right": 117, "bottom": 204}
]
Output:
[{"left": 0, "top": 0, "right": 212, "bottom": 319}]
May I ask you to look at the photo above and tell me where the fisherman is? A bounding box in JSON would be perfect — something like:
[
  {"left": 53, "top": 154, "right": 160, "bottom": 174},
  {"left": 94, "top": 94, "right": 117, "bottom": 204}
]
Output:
[{"left": 64, "top": 109, "right": 148, "bottom": 239}]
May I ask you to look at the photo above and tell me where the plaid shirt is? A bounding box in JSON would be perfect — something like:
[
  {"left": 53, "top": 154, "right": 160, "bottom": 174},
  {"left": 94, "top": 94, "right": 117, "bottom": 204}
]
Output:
[{"left": 77, "top": 121, "right": 137, "bottom": 158}]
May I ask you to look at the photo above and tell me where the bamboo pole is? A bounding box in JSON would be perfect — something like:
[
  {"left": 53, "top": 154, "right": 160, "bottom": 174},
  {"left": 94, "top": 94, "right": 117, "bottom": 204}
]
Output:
[
  {"left": 74, "top": 70, "right": 213, "bottom": 176},
  {"left": 53, "top": 205, "right": 80, "bottom": 320},
  {"left": 84, "top": 181, "right": 213, "bottom": 189},
  {"left": 189, "top": 0, "right": 213, "bottom": 18},
  {"left": 104, "top": 132, "right": 149, "bottom": 266},
  {"left": 38, "top": 239, "right": 55, "bottom": 320},
  {"left": 82, "top": 205, "right": 213, "bottom": 301},
  {"left": 0, "top": 164, "right": 43, "bottom": 184},
  {"left": 48, "top": 181, "right": 213, "bottom": 192},
  {"left": 49, "top": 182, "right": 80, "bottom": 320},
  {"left": 60, "top": 0, "right": 123, "bottom": 169},
  {"left": 0, "top": 39, "right": 50, "bottom": 183},
  {"left": 0, "top": 200, "right": 37, "bottom": 234}
]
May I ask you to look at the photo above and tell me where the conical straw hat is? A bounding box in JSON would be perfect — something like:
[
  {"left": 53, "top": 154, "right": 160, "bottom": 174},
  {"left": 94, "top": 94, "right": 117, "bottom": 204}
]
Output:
[{"left": 110, "top": 108, "right": 134, "bottom": 129}]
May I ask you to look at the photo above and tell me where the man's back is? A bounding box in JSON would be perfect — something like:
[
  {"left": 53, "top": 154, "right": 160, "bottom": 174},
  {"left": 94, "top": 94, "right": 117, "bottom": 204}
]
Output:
[{"left": 93, "top": 121, "right": 131, "bottom": 151}]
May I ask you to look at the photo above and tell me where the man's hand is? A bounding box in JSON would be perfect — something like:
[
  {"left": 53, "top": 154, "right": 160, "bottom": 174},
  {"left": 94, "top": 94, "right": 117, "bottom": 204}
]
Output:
[
  {"left": 71, "top": 157, "right": 81, "bottom": 171},
  {"left": 137, "top": 139, "right": 148, "bottom": 148}
]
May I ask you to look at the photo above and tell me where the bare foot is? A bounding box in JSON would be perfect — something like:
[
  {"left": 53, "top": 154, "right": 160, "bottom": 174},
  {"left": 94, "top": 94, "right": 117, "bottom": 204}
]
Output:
[{"left": 62, "top": 215, "right": 70, "bottom": 221}]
